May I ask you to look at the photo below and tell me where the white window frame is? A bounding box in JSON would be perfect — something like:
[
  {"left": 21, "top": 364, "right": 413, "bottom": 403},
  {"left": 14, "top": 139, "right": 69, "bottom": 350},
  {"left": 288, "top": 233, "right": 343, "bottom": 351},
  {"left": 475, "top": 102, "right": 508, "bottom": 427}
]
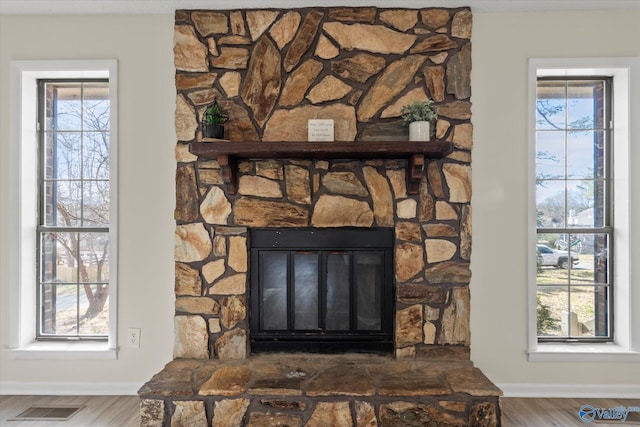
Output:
[
  {"left": 527, "top": 57, "right": 640, "bottom": 362},
  {"left": 8, "top": 60, "right": 118, "bottom": 359}
]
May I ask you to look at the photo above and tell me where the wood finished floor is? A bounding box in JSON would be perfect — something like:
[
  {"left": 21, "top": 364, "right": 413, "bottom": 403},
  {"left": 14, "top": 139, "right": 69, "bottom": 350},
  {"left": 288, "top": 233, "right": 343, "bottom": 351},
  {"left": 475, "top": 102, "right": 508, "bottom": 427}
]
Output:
[
  {"left": 1, "top": 395, "right": 639, "bottom": 426},
  {"left": 0, "top": 395, "right": 139, "bottom": 427},
  {"left": 501, "top": 398, "right": 640, "bottom": 426}
]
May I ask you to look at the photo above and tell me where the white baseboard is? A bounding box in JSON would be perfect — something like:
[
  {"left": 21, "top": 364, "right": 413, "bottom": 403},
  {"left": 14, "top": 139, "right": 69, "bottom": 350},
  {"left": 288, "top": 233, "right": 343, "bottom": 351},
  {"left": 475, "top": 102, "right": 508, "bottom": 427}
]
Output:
[
  {"left": 0, "top": 381, "right": 141, "bottom": 396},
  {"left": 498, "top": 383, "right": 640, "bottom": 398}
]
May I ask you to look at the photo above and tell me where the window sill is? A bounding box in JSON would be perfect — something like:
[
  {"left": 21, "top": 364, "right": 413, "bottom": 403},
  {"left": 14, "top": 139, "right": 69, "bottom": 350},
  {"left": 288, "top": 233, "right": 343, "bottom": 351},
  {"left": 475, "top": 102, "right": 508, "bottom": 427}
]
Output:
[
  {"left": 7, "top": 341, "right": 117, "bottom": 360},
  {"left": 529, "top": 343, "right": 640, "bottom": 362}
]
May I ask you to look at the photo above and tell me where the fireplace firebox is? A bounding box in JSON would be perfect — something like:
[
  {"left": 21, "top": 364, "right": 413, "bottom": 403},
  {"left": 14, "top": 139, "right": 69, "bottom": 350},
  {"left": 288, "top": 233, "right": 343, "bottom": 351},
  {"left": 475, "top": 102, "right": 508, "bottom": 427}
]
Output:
[{"left": 249, "top": 228, "right": 394, "bottom": 354}]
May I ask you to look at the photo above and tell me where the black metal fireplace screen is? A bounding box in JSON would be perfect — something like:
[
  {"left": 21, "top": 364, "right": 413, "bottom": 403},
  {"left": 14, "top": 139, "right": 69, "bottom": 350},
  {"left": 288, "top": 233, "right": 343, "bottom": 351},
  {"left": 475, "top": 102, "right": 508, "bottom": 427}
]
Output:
[{"left": 250, "top": 228, "right": 394, "bottom": 353}]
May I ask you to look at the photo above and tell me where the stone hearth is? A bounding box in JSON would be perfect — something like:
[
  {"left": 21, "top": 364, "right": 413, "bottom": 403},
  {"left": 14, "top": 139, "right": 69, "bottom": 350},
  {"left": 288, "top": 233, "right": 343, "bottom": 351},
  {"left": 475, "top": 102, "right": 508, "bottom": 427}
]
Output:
[
  {"left": 140, "top": 354, "right": 501, "bottom": 426},
  {"left": 139, "top": 6, "right": 502, "bottom": 426}
]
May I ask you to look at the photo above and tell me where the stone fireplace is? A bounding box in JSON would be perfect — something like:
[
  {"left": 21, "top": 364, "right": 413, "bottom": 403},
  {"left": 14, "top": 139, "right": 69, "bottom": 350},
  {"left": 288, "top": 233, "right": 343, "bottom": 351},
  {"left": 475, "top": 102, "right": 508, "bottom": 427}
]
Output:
[
  {"left": 173, "top": 147, "right": 475, "bottom": 360},
  {"left": 139, "top": 6, "right": 502, "bottom": 426}
]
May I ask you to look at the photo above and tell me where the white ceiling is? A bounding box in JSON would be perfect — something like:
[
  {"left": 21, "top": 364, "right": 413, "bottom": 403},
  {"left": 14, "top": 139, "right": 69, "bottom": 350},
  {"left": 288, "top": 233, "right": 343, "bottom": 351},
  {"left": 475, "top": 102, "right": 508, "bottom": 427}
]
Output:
[{"left": 1, "top": 0, "right": 639, "bottom": 15}]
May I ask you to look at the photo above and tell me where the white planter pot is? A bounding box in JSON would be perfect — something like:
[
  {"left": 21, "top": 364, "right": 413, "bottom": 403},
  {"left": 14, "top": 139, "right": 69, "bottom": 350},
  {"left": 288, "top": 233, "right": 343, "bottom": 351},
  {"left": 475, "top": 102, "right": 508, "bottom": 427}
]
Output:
[{"left": 409, "top": 121, "right": 430, "bottom": 141}]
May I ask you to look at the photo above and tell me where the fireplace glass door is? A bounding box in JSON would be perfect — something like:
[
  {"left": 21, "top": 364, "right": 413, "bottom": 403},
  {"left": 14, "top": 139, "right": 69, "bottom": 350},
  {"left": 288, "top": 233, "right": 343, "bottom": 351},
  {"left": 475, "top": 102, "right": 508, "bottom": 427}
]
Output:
[{"left": 250, "top": 228, "right": 393, "bottom": 353}]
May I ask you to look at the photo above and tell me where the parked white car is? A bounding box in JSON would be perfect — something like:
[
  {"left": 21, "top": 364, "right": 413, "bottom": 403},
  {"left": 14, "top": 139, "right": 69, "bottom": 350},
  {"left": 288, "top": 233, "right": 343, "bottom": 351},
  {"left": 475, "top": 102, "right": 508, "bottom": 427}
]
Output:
[{"left": 537, "top": 244, "right": 579, "bottom": 269}]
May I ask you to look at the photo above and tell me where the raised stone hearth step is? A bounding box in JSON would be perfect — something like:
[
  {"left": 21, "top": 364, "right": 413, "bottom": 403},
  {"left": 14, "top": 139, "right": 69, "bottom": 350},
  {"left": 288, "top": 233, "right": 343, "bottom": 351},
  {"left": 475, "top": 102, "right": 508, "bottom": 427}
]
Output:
[{"left": 139, "top": 354, "right": 502, "bottom": 426}]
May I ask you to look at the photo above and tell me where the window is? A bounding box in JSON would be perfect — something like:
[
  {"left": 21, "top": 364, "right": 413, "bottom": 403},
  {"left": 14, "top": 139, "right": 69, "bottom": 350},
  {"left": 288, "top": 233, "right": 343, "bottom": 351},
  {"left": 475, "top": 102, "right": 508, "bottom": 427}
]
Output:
[
  {"left": 528, "top": 57, "right": 640, "bottom": 361},
  {"left": 535, "top": 77, "right": 612, "bottom": 342},
  {"left": 37, "top": 80, "right": 111, "bottom": 340},
  {"left": 9, "top": 60, "right": 117, "bottom": 358}
]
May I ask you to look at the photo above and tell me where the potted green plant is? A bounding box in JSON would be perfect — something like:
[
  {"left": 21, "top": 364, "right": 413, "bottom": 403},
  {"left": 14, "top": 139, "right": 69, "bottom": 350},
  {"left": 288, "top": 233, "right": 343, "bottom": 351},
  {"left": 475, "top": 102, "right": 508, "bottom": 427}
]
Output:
[
  {"left": 201, "top": 100, "right": 228, "bottom": 139},
  {"left": 400, "top": 99, "right": 438, "bottom": 141}
]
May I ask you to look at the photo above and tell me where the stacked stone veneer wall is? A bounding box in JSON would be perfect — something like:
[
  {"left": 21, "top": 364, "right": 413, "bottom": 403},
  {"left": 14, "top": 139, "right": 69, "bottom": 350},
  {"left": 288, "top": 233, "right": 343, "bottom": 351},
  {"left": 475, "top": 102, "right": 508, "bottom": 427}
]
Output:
[{"left": 174, "top": 7, "right": 473, "bottom": 360}]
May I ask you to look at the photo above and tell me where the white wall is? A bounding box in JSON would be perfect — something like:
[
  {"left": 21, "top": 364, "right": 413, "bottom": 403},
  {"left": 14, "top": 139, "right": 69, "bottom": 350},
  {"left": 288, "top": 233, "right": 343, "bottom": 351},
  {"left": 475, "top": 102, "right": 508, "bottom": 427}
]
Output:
[
  {"left": 0, "top": 15, "right": 176, "bottom": 393},
  {"left": 1, "top": 9, "right": 639, "bottom": 395},
  {"left": 471, "top": 9, "right": 640, "bottom": 394}
]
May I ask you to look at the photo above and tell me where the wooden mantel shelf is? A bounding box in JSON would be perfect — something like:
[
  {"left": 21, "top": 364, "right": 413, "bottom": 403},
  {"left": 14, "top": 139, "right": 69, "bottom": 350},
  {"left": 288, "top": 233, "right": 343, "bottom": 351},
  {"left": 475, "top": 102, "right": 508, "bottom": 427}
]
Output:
[{"left": 189, "top": 141, "right": 453, "bottom": 195}]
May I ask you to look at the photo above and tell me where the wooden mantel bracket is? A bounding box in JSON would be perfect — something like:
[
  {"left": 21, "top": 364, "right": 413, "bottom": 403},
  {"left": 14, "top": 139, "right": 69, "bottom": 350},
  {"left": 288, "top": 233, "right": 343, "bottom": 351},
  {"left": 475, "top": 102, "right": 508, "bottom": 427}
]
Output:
[
  {"left": 408, "top": 154, "right": 425, "bottom": 195},
  {"left": 188, "top": 141, "right": 453, "bottom": 195},
  {"left": 217, "top": 154, "right": 238, "bottom": 195}
]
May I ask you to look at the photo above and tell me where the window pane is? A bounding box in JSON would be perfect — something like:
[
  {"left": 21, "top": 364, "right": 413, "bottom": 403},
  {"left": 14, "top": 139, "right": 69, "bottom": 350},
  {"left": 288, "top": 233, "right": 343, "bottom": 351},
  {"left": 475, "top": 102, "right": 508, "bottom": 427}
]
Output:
[
  {"left": 84, "top": 131, "right": 110, "bottom": 180},
  {"left": 567, "top": 131, "right": 602, "bottom": 179},
  {"left": 47, "top": 284, "right": 79, "bottom": 336},
  {"left": 44, "top": 132, "right": 82, "bottom": 181},
  {"left": 537, "top": 286, "right": 566, "bottom": 337},
  {"left": 536, "top": 131, "right": 565, "bottom": 180},
  {"left": 566, "top": 180, "right": 606, "bottom": 228},
  {"left": 293, "top": 253, "right": 318, "bottom": 330},
  {"left": 566, "top": 88, "right": 594, "bottom": 129},
  {"left": 566, "top": 182, "right": 596, "bottom": 228},
  {"left": 79, "top": 232, "right": 109, "bottom": 282},
  {"left": 40, "top": 232, "right": 57, "bottom": 283},
  {"left": 536, "top": 180, "right": 565, "bottom": 228},
  {"left": 326, "top": 253, "right": 350, "bottom": 331},
  {"left": 536, "top": 82, "right": 565, "bottom": 130},
  {"left": 536, "top": 243, "right": 569, "bottom": 285},
  {"left": 593, "top": 178, "right": 607, "bottom": 228},
  {"left": 567, "top": 81, "right": 602, "bottom": 130},
  {"left": 83, "top": 180, "right": 110, "bottom": 226},
  {"left": 47, "top": 84, "right": 82, "bottom": 131},
  {"left": 78, "top": 284, "right": 110, "bottom": 335},
  {"left": 261, "top": 252, "right": 287, "bottom": 330},
  {"left": 356, "top": 252, "right": 382, "bottom": 331},
  {"left": 40, "top": 284, "right": 57, "bottom": 334},
  {"left": 592, "top": 81, "right": 606, "bottom": 129},
  {"left": 82, "top": 84, "right": 110, "bottom": 131},
  {"left": 569, "top": 286, "right": 609, "bottom": 338},
  {"left": 41, "top": 231, "right": 78, "bottom": 283},
  {"left": 570, "top": 234, "right": 609, "bottom": 284},
  {"left": 593, "top": 284, "right": 610, "bottom": 337},
  {"left": 47, "top": 180, "right": 81, "bottom": 227}
]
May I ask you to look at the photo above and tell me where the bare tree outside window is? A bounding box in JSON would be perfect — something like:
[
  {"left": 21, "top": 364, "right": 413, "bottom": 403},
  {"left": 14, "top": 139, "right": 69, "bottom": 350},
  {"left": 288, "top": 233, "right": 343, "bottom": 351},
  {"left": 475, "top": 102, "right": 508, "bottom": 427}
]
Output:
[{"left": 38, "top": 80, "right": 110, "bottom": 339}]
